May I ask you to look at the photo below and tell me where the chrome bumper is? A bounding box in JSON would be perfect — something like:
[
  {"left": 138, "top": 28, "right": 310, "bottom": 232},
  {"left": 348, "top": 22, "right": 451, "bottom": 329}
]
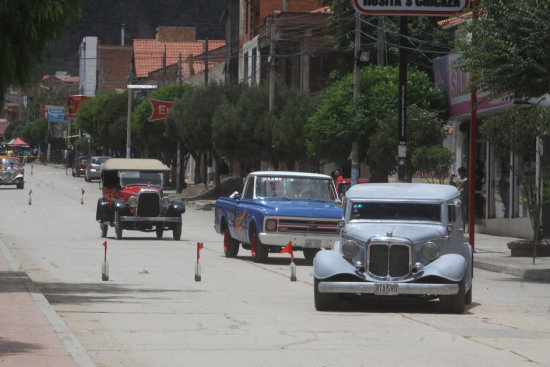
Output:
[
  {"left": 318, "top": 281, "right": 459, "bottom": 295},
  {"left": 259, "top": 232, "right": 337, "bottom": 249},
  {"left": 119, "top": 216, "right": 181, "bottom": 223}
]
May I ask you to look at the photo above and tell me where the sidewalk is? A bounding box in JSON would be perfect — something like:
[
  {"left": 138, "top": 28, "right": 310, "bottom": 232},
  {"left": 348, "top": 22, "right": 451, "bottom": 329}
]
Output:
[
  {"left": 0, "top": 231, "right": 549, "bottom": 367},
  {"left": 0, "top": 240, "right": 95, "bottom": 367}
]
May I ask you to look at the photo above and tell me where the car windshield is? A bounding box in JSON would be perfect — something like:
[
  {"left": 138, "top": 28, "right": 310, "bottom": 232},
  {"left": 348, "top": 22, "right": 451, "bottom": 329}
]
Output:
[
  {"left": 0, "top": 158, "right": 20, "bottom": 167},
  {"left": 255, "top": 176, "right": 336, "bottom": 201},
  {"left": 119, "top": 171, "right": 164, "bottom": 187},
  {"left": 350, "top": 202, "right": 441, "bottom": 222}
]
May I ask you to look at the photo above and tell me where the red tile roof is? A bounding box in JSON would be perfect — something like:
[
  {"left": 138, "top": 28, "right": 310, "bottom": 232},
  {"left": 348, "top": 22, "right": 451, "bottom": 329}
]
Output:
[{"left": 133, "top": 39, "right": 225, "bottom": 78}]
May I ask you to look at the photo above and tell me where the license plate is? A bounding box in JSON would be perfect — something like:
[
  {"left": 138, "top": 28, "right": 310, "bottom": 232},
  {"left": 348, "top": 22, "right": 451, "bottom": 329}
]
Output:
[
  {"left": 305, "top": 239, "right": 321, "bottom": 248},
  {"left": 374, "top": 283, "right": 399, "bottom": 296}
]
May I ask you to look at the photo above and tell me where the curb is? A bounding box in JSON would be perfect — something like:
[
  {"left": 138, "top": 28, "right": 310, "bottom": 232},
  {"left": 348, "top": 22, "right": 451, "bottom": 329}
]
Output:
[
  {"left": 0, "top": 239, "right": 97, "bottom": 367},
  {"left": 474, "top": 259, "right": 550, "bottom": 282}
]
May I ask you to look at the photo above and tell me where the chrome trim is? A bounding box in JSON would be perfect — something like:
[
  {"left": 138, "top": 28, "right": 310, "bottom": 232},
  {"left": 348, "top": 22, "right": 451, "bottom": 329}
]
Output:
[
  {"left": 119, "top": 216, "right": 180, "bottom": 223},
  {"left": 367, "top": 236, "right": 412, "bottom": 281},
  {"left": 318, "top": 281, "right": 459, "bottom": 295}
]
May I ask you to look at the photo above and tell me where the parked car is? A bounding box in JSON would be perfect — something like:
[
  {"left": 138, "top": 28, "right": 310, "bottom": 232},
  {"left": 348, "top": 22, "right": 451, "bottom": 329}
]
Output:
[
  {"left": 214, "top": 171, "right": 343, "bottom": 263},
  {"left": 95, "top": 158, "right": 185, "bottom": 240},
  {"left": 85, "top": 155, "right": 110, "bottom": 182},
  {"left": 335, "top": 178, "right": 369, "bottom": 199},
  {"left": 313, "top": 183, "right": 473, "bottom": 313},
  {"left": 0, "top": 156, "right": 24, "bottom": 189},
  {"left": 72, "top": 155, "right": 89, "bottom": 177}
]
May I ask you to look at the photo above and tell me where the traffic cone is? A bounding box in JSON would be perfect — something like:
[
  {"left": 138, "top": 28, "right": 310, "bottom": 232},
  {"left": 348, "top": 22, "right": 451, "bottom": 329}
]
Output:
[
  {"left": 102, "top": 241, "right": 109, "bottom": 281},
  {"left": 195, "top": 242, "right": 204, "bottom": 281},
  {"left": 280, "top": 241, "right": 296, "bottom": 281},
  {"left": 28, "top": 189, "right": 32, "bottom": 205}
]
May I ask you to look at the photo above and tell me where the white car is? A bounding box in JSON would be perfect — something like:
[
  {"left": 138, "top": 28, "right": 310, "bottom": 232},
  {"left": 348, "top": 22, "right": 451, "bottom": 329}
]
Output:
[{"left": 314, "top": 183, "right": 473, "bottom": 313}]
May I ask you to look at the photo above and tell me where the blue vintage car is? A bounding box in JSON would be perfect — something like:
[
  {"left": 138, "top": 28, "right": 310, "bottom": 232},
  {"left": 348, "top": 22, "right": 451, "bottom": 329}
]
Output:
[
  {"left": 214, "top": 171, "right": 343, "bottom": 263},
  {"left": 314, "top": 183, "right": 473, "bottom": 313}
]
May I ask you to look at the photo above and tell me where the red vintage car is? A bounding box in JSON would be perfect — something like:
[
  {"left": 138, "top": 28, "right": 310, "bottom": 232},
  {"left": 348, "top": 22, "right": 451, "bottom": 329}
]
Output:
[
  {"left": 72, "top": 155, "right": 88, "bottom": 177},
  {"left": 95, "top": 158, "right": 185, "bottom": 240}
]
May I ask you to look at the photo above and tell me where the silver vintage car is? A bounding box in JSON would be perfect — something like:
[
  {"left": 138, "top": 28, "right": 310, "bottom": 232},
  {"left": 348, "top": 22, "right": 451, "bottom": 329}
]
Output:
[{"left": 313, "top": 183, "right": 473, "bottom": 313}]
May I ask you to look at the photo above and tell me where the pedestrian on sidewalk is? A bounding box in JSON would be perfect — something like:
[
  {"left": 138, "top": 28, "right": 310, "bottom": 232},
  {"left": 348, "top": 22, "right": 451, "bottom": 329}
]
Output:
[{"left": 450, "top": 166, "right": 468, "bottom": 227}]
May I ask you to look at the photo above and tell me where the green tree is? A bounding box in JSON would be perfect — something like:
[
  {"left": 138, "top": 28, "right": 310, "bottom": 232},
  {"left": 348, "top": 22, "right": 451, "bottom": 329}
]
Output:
[
  {"left": 306, "top": 65, "right": 445, "bottom": 180},
  {"left": 411, "top": 146, "right": 455, "bottom": 184},
  {"left": 0, "top": 0, "right": 80, "bottom": 102},
  {"left": 4, "top": 120, "right": 26, "bottom": 141},
  {"left": 480, "top": 106, "right": 550, "bottom": 256},
  {"left": 132, "top": 84, "right": 194, "bottom": 162},
  {"left": 24, "top": 118, "right": 49, "bottom": 152},
  {"left": 368, "top": 105, "right": 449, "bottom": 182},
  {"left": 455, "top": 0, "right": 550, "bottom": 99}
]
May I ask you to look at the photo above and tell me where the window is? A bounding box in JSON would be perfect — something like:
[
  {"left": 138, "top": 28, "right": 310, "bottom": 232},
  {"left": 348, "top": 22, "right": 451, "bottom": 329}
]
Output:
[
  {"left": 351, "top": 202, "right": 442, "bottom": 222},
  {"left": 243, "top": 177, "right": 254, "bottom": 199}
]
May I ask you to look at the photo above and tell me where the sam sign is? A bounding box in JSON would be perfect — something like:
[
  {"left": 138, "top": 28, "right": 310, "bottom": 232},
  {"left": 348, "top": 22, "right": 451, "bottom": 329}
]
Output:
[
  {"left": 353, "top": 0, "right": 469, "bottom": 16},
  {"left": 148, "top": 99, "right": 174, "bottom": 121}
]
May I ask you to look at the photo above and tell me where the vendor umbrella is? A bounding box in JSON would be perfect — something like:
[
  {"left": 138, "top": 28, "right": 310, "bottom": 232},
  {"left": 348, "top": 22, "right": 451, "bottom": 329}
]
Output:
[{"left": 6, "top": 137, "right": 29, "bottom": 147}]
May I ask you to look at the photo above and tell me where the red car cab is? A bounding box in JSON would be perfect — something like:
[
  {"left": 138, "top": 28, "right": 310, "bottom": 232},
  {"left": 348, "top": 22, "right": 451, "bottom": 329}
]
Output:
[{"left": 95, "top": 158, "right": 185, "bottom": 240}]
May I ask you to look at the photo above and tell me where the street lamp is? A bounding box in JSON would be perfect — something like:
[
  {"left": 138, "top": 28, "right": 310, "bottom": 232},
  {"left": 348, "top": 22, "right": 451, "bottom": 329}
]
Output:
[{"left": 126, "top": 84, "right": 157, "bottom": 158}]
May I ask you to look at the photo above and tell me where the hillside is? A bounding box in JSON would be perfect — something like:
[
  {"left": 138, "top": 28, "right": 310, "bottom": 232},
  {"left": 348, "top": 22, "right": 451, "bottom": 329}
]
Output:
[{"left": 43, "top": 0, "right": 226, "bottom": 75}]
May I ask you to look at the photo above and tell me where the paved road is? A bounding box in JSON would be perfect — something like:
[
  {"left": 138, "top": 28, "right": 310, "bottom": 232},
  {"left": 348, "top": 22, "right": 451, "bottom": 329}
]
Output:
[{"left": 1, "top": 164, "right": 549, "bottom": 366}]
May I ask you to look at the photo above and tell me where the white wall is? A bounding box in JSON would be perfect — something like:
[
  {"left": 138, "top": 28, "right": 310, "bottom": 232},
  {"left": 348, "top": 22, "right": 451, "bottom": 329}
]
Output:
[{"left": 79, "top": 36, "right": 97, "bottom": 96}]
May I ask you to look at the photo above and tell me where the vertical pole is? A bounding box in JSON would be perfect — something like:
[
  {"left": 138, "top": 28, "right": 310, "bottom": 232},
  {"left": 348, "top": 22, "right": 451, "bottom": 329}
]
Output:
[
  {"left": 204, "top": 38, "right": 209, "bottom": 85},
  {"left": 269, "top": 13, "right": 275, "bottom": 113},
  {"left": 351, "top": 13, "right": 361, "bottom": 186},
  {"left": 377, "top": 16, "right": 385, "bottom": 66},
  {"left": 468, "top": 3, "right": 479, "bottom": 251},
  {"left": 126, "top": 88, "right": 132, "bottom": 158},
  {"left": 397, "top": 16, "right": 408, "bottom": 183}
]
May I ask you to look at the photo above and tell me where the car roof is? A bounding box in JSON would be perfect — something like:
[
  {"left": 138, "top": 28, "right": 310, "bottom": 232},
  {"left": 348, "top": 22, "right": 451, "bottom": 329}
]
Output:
[
  {"left": 346, "top": 183, "right": 459, "bottom": 201},
  {"left": 101, "top": 158, "right": 170, "bottom": 172},
  {"left": 248, "top": 171, "right": 331, "bottom": 179}
]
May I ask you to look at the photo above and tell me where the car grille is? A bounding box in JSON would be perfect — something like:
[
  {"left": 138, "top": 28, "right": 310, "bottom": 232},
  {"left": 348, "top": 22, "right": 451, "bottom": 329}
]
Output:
[
  {"left": 137, "top": 191, "right": 161, "bottom": 217},
  {"left": 368, "top": 242, "right": 411, "bottom": 279},
  {"left": 275, "top": 218, "right": 339, "bottom": 235}
]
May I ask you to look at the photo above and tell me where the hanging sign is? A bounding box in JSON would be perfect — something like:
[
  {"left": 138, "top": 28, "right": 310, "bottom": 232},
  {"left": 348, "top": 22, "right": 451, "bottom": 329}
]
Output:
[
  {"left": 148, "top": 99, "right": 175, "bottom": 121},
  {"left": 352, "top": 0, "right": 470, "bottom": 16}
]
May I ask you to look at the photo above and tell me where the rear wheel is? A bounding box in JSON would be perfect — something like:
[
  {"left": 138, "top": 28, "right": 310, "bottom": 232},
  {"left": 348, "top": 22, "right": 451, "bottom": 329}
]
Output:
[
  {"left": 100, "top": 223, "right": 108, "bottom": 237},
  {"left": 223, "top": 228, "right": 239, "bottom": 257},
  {"left": 465, "top": 283, "right": 472, "bottom": 305},
  {"left": 156, "top": 225, "right": 163, "bottom": 239},
  {"left": 114, "top": 212, "right": 123, "bottom": 240},
  {"left": 172, "top": 222, "right": 182, "bottom": 240},
  {"left": 250, "top": 230, "right": 268, "bottom": 263},
  {"left": 314, "top": 278, "right": 340, "bottom": 311},
  {"left": 16, "top": 181, "right": 24, "bottom": 189}
]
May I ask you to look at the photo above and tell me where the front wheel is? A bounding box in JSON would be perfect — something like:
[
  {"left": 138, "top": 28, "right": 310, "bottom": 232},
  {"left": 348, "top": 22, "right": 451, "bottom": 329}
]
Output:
[
  {"left": 250, "top": 231, "right": 268, "bottom": 263},
  {"left": 223, "top": 228, "right": 239, "bottom": 257},
  {"left": 440, "top": 279, "right": 465, "bottom": 314},
  {"left": 303, "top": 248, "right": 320, "bottom": 262},
  {"left": 114, "top": 212, "right": 123, "bottom": 240},
  {"left": 16, "top": 181, "right": 24, "bottom": 189},
  {"left": 172, "top": 222, "right": 182, "bottom": 240},
  {"left": 314, "top": 278, "right": 340, "bottom": 311}
]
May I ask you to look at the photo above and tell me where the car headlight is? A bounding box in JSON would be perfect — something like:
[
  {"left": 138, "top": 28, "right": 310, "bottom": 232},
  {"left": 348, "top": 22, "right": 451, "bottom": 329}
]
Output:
[
  {"left": 161, "top": 196, "right": 171, "bottom": 208},
  {"left": 342, "top": 239, "right": 360, "bottom": 260},
  {"left": 127, "top": 196, "right": 137, "bottom": 208},
  {"left": 421, "top": 241, "right": 439, "bottom": 261}
]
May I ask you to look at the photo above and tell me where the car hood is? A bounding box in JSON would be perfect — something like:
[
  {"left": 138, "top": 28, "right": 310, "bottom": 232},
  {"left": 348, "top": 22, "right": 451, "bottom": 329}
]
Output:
[
  {"left": 260, "top": 199, "right": 342, "bottom": 219},
  {"left": 343, "top": 222, "right": 446, "bottom": 243}
]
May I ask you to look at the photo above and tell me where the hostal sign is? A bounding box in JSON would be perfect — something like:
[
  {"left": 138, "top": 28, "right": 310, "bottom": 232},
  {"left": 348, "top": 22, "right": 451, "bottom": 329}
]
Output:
[{"left": 353, "top": 0, "right": 469, "bottom": 15}]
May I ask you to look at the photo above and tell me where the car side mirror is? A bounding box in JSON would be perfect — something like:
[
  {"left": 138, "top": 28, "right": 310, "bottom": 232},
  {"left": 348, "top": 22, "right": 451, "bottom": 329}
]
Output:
[{"left": 229, "top": 191, "right": 240, "bottom": 200}]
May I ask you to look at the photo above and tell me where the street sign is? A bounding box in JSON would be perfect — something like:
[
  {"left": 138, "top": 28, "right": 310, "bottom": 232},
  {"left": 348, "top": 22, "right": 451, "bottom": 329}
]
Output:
[
  {"left": 352, "top": 0, "right": 470, "bottom": 16},
  {"left": 46, "top": 106, "right": 66, "bottom": 123}
]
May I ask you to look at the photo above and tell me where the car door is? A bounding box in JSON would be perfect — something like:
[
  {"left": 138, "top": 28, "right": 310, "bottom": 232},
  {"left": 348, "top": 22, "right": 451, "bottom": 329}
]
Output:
[{"left": 234, "top": 176, "right": 254, "bottom": 243}]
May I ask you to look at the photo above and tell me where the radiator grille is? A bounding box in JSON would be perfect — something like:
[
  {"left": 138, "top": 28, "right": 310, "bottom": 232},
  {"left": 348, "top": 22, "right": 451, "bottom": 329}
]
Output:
[
  {"left": 137, "top": 192, "right": 160, "bottom": 217},
  {"left": 276, "top": 218, "right": 339, "bottom": 235},
  {"left": 368, "top": 243, "right": 410, "bottom": 278}
]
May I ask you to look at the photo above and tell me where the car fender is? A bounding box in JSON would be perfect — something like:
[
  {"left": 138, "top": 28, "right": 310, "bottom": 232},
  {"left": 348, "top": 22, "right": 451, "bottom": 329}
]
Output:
[
  {"left": 422, "top": 253, "right": 467, "bottom": 282},
  {"left": 168, "top": 200, "right": 185, "bottom": 215},
  {"left": 96, "top": 197, "right": 110, "bottom": 222},
  {"left": 113, "top": 198, "right": 128, "bottom": 213},
  {"left": 313, "top": 249, "right": 359, "bottom": 280}
]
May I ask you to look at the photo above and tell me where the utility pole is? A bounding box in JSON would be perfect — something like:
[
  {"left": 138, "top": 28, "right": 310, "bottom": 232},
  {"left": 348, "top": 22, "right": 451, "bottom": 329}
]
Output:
[
  {"left": 350, "top": 13, "right": 361, "bottom": 186},
  {"left": 269, "top": 13, "right": 275, "bottom": 113},
  {"left": 204, "top": 38, "right": 209, "bottom": 85},
  {"left": 397, "top": 17, "right": 408, "bottom": 183},
  {"left": 176, "top": 52, "right": 182, "bottom": 193},
  {"left": 162, "top": 46, "right": 166, "bottom": 87},
  {"left": 377, "top": 16, "right": 385, "bottom": 66}
]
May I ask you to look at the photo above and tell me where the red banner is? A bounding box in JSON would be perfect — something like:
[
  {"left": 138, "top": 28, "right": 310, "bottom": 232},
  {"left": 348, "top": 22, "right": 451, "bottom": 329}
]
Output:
[{"left": 148, "top": 99, "right": 174, "bottom": 121}]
